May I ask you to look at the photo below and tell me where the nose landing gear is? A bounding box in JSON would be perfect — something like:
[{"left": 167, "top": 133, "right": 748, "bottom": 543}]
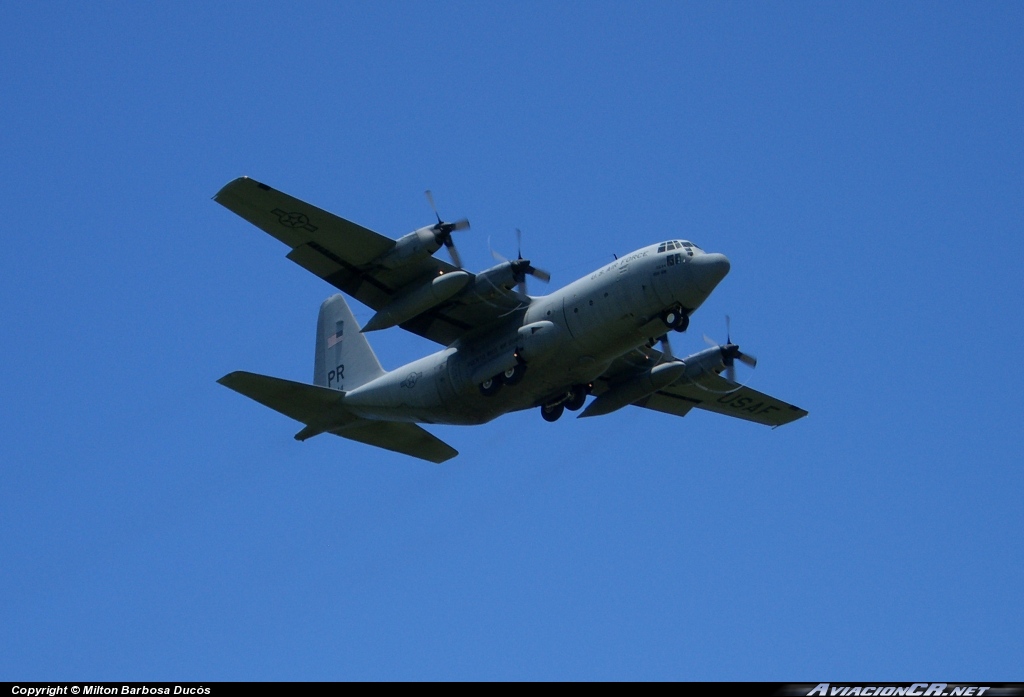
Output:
[{"left": 661, "top": 306, "right": 690, "bottom": 332}]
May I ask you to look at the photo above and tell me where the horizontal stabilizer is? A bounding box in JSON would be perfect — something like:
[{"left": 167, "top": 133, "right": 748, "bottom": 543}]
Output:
[
  {"left": 330, "top": 420, "right": 458, "bottom": 464},
  {"left": 218, "top": 371, "right": 458, "bottom": 463},
  {"left": 218, "top": 371, "right": 352, "bottom": 427}
]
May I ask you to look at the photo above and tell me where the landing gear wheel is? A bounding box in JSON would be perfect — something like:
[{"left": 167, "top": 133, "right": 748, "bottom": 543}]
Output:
[
  {"left": 565, "top": 386, "right": 587, "bottom": 411},
  {"left": 502, "top": 362, "right": 527, "bottom": 386},
  {"left": 479, "top": 377, "right": 501, "bottom": 397},
  {"left": 662, "top": 307, "right": 688, "bottom": 332},
  {"left": 541, "top": 403, "right": 565, "bottom": 422}
]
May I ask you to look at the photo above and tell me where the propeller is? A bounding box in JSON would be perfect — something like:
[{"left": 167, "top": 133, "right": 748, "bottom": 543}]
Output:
[
  {"left": 703, "top": 315, "right": 757, "bottom": 383},
  {"left": 491, "top": 228, "right": 551, "bottom": 295},
  {"left": 658, "top": 334, "right": 674, "bottom": 362},
  {"left": 424, "top": 190, "right": 470, "bottom": 267}
]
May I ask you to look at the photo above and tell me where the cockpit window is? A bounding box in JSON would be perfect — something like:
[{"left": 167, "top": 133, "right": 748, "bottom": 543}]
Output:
[{"left": 661, "top": 240, "right": 701, "bottom": 253}]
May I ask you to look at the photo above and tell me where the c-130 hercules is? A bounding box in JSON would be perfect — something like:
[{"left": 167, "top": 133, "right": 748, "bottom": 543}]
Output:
[{"left": 215, "top": 177, "right": 807, "bottom": 463}]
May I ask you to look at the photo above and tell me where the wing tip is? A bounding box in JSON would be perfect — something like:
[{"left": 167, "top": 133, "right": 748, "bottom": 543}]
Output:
[
  {"left": 429, "top": 448, "right": 460, "bottom": 464},
  {"left": 213, "top": 175, "right": 272, "bottom": 202},
  {"left": 217, "top": 370, "right": 251, "bottom": 387},
  {"left": 217, "top": 371, "right": 239, "bottom": 387}
]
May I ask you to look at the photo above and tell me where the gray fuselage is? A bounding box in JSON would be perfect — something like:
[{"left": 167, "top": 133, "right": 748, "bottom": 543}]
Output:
[{"left": 342, "top": 242, "right": 730, "bottom": 425}]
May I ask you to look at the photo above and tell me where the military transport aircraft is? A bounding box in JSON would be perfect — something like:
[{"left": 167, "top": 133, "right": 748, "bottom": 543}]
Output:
[{"left": 215, "top": 177, "right": 807, "bottom": 463}]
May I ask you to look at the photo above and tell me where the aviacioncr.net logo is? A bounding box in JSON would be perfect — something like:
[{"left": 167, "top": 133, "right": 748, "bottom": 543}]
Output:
[{"left": 805, "top": 685, "right": 995, "bottom": 697}]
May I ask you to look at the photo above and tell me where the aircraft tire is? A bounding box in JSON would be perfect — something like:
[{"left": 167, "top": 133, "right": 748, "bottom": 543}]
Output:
[
  {"left": 663, "top": 307, "right": 688, "bottom": 332},
  {"left": 479, "top": 377, "right": 501, "bottom": 397},
  {"left": 541, "top": 403, "right": 564, "bottom": 422},
  {"left": 502, "top": 363, "right": 527, "bottom": 386},
  {"left": 565, "top": 386, "right": 586, "bottom": 411}
]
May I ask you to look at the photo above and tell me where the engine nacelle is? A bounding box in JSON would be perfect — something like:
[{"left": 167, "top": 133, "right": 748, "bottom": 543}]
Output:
[
  {"left": 680, "top": 346, "right": 728, "bottom": 380},
  {"left": 462, "top": 262, "right": 518, "bottom": 301},
  {"left": 376, "top": 227, "right": 442, "bottom": 269}
]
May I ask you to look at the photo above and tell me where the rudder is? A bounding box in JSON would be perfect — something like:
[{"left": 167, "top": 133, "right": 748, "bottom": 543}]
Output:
[{"left": 314, "top": 294, "right": 384, "bottom": 391}]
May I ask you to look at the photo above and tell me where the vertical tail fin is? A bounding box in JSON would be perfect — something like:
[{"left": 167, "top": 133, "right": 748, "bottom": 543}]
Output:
[{"left": 313, "top": 294, "right": 385, "bottom": 391}]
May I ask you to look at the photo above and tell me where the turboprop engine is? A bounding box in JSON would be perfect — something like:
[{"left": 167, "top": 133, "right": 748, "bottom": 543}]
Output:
[
  {"left": 462, "top": 261, "right": 520, "bottom": 300},
  {"left": 375, "top": 226, "right": 447, "bottom": 269},
  {"left": 580, "top": 337, "right": 758, "bottom": 418},
  {"left": 376, "top": 191, "right": 471, "bottom": 269}
]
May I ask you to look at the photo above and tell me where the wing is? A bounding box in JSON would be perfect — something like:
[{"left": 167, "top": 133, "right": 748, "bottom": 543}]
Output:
[
  {"left": 593, "top": 348, "right": 808, "bottom": 427},
  {"left": 641, "top": 375, "right": 808, "bottom": 426},
  {"left": 214, "top": 177, "right": 523, "bottom": 345}
]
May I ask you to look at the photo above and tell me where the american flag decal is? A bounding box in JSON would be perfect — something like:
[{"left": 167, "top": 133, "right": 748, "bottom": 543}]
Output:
[{"left": 327, "top": 320, "right": 344, "bottom": 348}]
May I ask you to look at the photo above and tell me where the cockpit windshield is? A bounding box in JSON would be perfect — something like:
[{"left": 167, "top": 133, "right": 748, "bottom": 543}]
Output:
[{"left": 657, "top": 240, "right": 701, "bottom": 253}]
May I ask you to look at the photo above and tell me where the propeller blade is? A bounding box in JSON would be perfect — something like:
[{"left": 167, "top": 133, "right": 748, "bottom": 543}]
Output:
[
  {"left": 424, "top": 189, "right": 442, "bottom": 224},
  {"left": 529, "top": 266, "right": 551, "bottom": 283},
  {"left": 659, "top": 334, "right": 674, "bottom": 361},
  {"left": 453, "top": 217, "right": 470, "bottom": 231},
  {"left": 703, "top": 334, "right": 718, "bottom": 348},
  {"left": 738, "top": 352, "right": 757, "bottom": 368},
  {"left": 443, "top": 237, "right": 463, "bottom": 268},
  {"left": 516, "top": 279, "right": 528, "bottom": 295},
  {"left": 516, "top": 228, "right": 523, "bottom": 259},
  {"left": 488, "top": 236, "right": 507, "bottom": 263},
  {"left": 726, "top": 315, "right": 732, "bottom": 344},
  {"left": 726, "top": 364, "right": 736, "bottom": 383}
]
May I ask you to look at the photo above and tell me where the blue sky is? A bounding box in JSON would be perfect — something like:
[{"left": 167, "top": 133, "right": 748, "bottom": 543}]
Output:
[{"left": 1, "top": 1, "right": 1021, "bottom": 680}]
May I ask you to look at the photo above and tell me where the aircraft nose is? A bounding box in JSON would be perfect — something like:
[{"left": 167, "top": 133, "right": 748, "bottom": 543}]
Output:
[{"left": 689, "top": 253, "right": 730, "bottom": 293}]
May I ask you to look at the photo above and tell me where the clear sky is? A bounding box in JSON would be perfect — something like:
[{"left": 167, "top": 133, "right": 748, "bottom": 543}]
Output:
[{"left": 1, "top": 1, "right": 1021, "bottom": 681}]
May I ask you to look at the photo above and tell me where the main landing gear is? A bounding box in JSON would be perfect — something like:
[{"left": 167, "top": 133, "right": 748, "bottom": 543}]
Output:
[
  {"left": 541, "top": 402, "right": 564, "bottom": 422},
  {"left": 478, "top": 362, "right": 528, "bottom": 396},
  {"left": 540, "top": 384, "right": 589, "bottom": 422},
  {"left": 661, "top": 306, "right": 690, "bottom": 332}
]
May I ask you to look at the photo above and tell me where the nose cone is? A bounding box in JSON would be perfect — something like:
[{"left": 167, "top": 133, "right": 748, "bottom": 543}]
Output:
[{"left": 689, "top": 252, "right": 730, "bottom": 293}]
